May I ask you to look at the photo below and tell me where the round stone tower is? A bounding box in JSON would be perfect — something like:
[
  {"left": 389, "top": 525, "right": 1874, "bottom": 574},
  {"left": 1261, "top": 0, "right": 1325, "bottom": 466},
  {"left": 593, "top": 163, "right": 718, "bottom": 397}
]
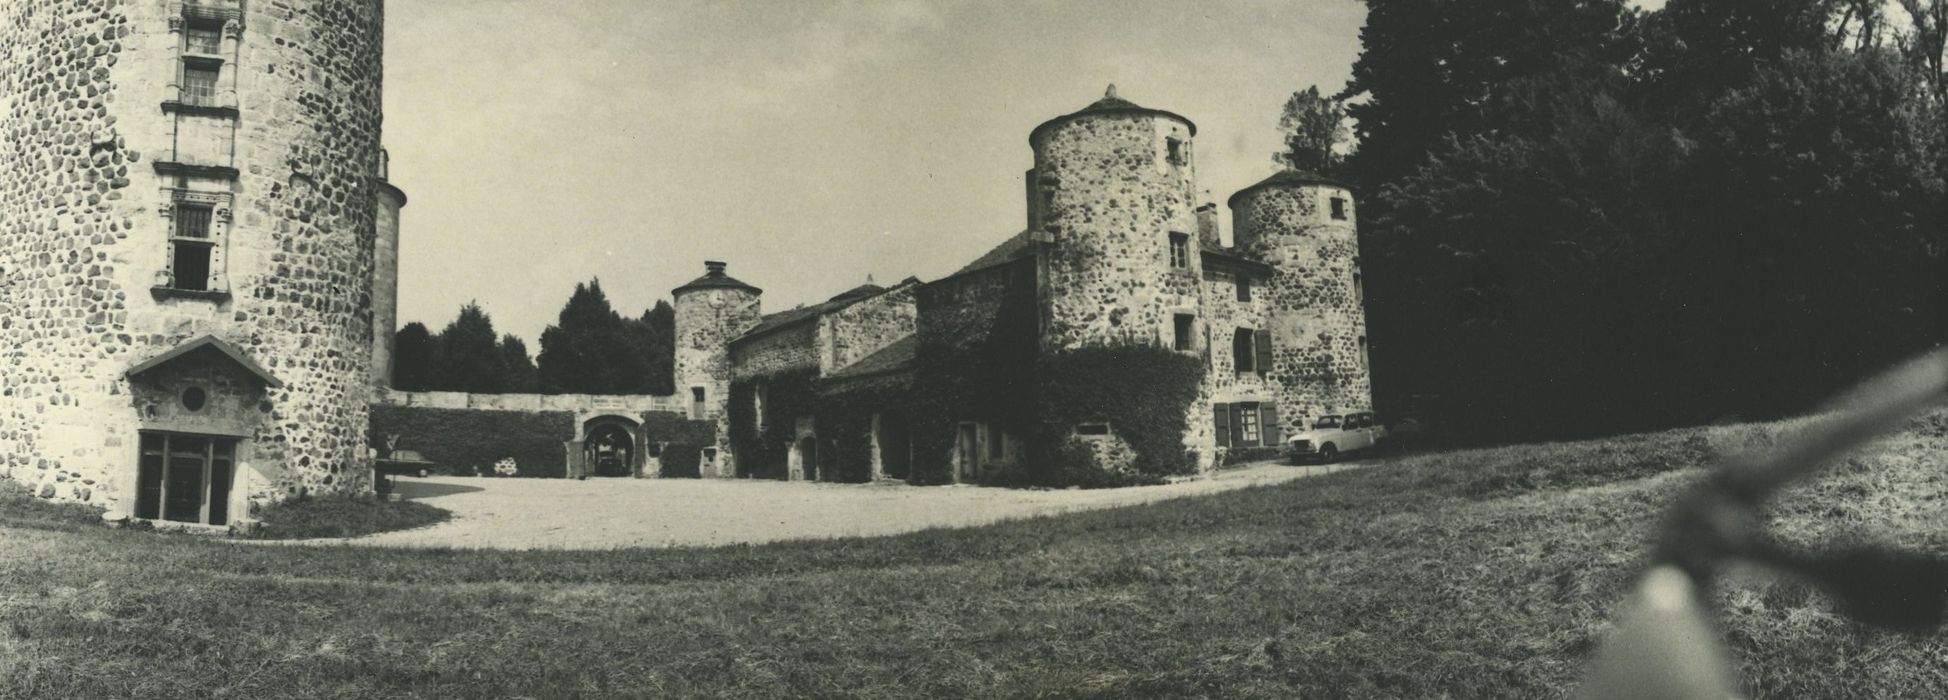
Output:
[
  {"left": 672, "top": 261, "right": 762, "bottom": 478},
  {"left": 1029, "top": 85, "right": 1204, "bottom": 350},
  {"left": 372, "top": 150, "right": 407, "bottom": 390},
  {"left": 1228, "top": 171, "right": 1373, "bottom": 435},
  {"left": 0, "top": 0, "right": 389, "bottom": 526}
]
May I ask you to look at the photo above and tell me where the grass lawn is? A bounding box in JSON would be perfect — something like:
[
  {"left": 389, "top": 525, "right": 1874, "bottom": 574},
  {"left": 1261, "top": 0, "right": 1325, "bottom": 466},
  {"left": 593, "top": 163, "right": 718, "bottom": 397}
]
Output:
[{"left": 2, "top": 413, "right": 1944, "bottom": 698}]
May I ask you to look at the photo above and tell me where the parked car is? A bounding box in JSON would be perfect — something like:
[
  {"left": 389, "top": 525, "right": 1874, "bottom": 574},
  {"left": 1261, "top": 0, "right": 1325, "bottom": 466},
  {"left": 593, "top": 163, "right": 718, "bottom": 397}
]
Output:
[
  {"left": 1287, "top": 412, "right": 1387, "bottom": 463},
  {"left": 375, "top": 449, "right": 437, "bottom": 478}
]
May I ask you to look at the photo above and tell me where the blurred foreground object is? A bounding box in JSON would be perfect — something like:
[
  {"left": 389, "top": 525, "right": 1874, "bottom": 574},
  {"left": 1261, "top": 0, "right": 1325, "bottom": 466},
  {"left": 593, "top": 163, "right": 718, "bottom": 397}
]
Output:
[{"left": 1578, "top": 349, "right": 1948, "bottom": 700}]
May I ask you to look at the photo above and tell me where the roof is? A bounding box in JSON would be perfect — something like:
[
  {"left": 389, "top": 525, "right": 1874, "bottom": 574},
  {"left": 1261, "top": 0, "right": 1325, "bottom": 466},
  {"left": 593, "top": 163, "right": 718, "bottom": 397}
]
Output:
[
  {"left": 126, "top": 335, "right": 284, "bottom": 388},
  {"left": 1226, "top": 169, "right": 1351, "bottom": 208},
  {"left": 1200, "top": 245, "right": 1275, "bottom": 276},
  {"left": 827, "top": 335, "right": 918, "bottom": 380},
  {"left": 1029, "top": 85, "right": 1197, "bottom": 147},
  {"left": 954, "top": 229, "right": 1040, "bottom": 276},
  {"left": 732, "top": 279, "right": 918, "bottom": 345},
  {"left": 672, "top": 263, "right": 762, "bottom": 296}
]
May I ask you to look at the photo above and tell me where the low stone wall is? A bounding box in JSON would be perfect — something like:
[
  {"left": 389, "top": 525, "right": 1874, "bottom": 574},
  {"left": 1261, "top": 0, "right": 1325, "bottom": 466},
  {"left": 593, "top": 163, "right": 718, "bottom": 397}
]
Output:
[{"left": 379, "top": 390, "right": 680, "bottom": 414}]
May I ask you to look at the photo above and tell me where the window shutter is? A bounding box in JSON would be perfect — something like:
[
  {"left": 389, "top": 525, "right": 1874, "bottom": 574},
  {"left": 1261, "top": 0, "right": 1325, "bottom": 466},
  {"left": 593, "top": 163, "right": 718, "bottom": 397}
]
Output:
[
  {"left": 1230, "top": 404, "right": 1246, "bottom": 446},
  {"left": 1213, "top": 405, "right": 1230, "bottom": 448},
  {"left": 1254, "top": 329, "right": 1274, "bottom": 374},
  {"left": 1260, "top": 403, "right": 1280, "bottom": 446}
]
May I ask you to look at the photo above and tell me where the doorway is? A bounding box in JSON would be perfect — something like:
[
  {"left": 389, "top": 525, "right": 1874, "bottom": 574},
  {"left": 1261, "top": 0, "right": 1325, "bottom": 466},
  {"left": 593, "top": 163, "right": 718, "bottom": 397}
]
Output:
[
  {"left": 136, "top": 432, "right": 237, "bottom": 526},
  {"left": 874, "top": 412, "right": 912, "bottom": 480},
  {"left": 955, "top": 422, "right": 978, "bottom": 482},
  {"left": 795, "top": 437, "right": 819, "bottom": 481}
]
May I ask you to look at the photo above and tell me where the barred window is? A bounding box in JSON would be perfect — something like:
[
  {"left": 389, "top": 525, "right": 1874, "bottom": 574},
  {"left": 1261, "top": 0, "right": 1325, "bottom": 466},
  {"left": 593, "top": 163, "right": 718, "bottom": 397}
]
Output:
[
  {"left": 176, "top": 205, "right": 212, "bottom": 239},
  {"left": 182, "top": 65, "right": 219, "bottom": 106}
]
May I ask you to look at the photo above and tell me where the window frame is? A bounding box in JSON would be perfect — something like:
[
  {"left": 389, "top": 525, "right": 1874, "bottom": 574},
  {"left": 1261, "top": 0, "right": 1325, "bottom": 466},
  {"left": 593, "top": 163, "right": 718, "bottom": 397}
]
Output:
[
  {"left": 1237, "top": 275, "right": 1252, "bottom": 302},
  {"left": 1168, "top": 232, "right": 1190, "bottom": 270},
  {"left": 1233, "top": 328, "right": 1255, "bottom": 374},
  {"left": 135, "top": 431, "right": 237, "bottom": 526},
  {"left": 1172, "top": 313, "right": 1195, "bottom": 352},
  {"left": 1330, "top": 196, "right": 1348, "bottom": 221}
]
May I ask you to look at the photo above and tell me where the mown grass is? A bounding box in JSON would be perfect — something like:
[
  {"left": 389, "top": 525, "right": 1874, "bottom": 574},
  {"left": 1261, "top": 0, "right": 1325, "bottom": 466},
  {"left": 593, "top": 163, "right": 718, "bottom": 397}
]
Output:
[
  {"left": 243, "top": 495, "right": 451, "bottom": 540},
  {"left": 1, "top": 414, "right": 1943, "bottom": 698}
]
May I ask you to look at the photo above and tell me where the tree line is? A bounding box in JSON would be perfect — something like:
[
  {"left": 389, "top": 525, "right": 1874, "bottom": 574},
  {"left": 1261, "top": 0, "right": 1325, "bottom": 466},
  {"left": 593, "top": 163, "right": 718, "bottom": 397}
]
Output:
[
  {"left": 392, "top": 279, "right": 676, "bottom": 395},
  {"left": 1285, "top": 0, "right": 1947, "bottom": 441}
]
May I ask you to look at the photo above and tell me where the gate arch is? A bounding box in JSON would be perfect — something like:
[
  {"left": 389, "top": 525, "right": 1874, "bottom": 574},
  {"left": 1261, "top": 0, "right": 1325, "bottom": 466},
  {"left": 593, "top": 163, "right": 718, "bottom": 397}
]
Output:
[{"left": 579, "top": 415, "right": 641, "bottom": 478}]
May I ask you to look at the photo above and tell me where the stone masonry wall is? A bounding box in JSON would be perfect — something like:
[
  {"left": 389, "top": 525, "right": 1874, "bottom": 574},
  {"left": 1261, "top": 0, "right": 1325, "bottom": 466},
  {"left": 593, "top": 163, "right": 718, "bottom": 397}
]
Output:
[
  {"left": 729, "top": 321, "right": 818, "bottom": 380},
  {"left": 1200, "top": 268, "right": 1276, "bottom": 404},
  {"left": 1232, "top": 184, "right": 1372, "bottom": 437},
  {"left": 673, "top": 285, "right": 760, "bottom": 477},
  {"left": 0, "top": 0, "right": 390, "bottom": 517},
  {"left": 1034, "top": 112, "right": 1203, "bottom": 351},
  {"left": 820, "top": 283, "right": 918, "bottom": 374}
]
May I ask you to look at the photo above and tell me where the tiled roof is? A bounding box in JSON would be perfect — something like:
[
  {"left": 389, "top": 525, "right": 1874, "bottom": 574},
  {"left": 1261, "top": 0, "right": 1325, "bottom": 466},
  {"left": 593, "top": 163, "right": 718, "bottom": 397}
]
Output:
[
  {"left": 954, "top": 229, "right": 1038, "bottom": 275},
  {"left": 1029, "top": 84, "right": 1197, "bottom": 146},
  {"left": 827, "top": 335, "right": 918, "bottom": 379}
]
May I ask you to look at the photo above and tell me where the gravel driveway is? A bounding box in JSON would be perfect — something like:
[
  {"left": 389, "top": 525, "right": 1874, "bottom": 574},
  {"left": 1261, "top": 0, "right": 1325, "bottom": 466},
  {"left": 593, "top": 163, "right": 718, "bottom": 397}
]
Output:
[{"left": 284, "top": 461, "right": 1372, "bottom": 550}]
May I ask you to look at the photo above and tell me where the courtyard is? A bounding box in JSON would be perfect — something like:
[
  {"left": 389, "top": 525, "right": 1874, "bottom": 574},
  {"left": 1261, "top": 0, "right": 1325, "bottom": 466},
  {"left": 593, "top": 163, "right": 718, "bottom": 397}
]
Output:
[{"left": 309, "top": 461, "right": 1370, "bottom": 549}]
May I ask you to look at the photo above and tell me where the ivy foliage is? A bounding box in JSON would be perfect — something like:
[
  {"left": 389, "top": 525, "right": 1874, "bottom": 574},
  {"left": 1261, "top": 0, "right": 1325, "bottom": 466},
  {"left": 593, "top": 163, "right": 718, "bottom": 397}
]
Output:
[
  {"left": 1033, "top": 347, "right": 1206, "bottom": 482},
  {"left": 640, "top": 412, "right": 715, "bottom": 478},
  {"left": 726, "top": 368, "right": 819, "bottom": 480}
]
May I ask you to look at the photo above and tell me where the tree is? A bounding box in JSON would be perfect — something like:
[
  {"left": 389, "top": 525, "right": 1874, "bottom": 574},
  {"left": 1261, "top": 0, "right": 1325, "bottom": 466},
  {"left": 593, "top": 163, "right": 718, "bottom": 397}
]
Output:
[
  {"left": 498, "top": 334, "right": 539, "bottom": 394},
  {"left": 1274, "top": 86, "right": 1350, "bottom": 175},
  {"left": 436, "top": 302, "right": 505, "bottom": 393},
  {"left": 536, "top": 279, "right": 664, "bottom": 395},
  {"left": 392, "top": 322, "right": 438, "bottom": 391}
]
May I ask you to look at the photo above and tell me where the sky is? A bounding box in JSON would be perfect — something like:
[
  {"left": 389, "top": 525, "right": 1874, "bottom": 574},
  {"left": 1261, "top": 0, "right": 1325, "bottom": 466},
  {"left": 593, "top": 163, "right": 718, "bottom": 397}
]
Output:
[{"left": 381, "top": 0, "right": 1370, "bottom": 347}]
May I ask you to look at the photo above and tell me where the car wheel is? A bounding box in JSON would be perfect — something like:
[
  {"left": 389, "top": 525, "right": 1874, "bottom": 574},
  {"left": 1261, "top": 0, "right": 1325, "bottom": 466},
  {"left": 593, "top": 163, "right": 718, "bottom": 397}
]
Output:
[
  {"left": 1319, "top": 444, "right": 1339, "bottom": 463},
  {"left": 416, "top": 468, "right": 430, "bottom": 478}
]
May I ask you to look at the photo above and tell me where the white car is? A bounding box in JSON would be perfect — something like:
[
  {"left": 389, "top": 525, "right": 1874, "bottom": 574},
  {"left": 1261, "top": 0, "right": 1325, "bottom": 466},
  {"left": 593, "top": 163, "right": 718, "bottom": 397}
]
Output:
[{"left": 1287, "top": 412, "right": 1387, "bottom": 463}]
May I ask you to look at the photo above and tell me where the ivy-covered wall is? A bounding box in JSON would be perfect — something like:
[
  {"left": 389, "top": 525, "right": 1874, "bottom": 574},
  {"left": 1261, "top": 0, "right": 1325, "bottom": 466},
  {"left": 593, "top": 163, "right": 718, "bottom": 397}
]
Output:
[
  {"left": 1032, "top": 347, "right": 1206, "bottom": 485},
  {"left": 726, "top": 368, "right": 818, "bottom": 479},
  {"left": 910, "top": 259, "right": 1042, "bottom": 484},
  {"left": 814, "top": 373, "right": 912, "bottom": 483},
  {"left": 640, "top": 411, "right": 716, "bottom": 478},
  {"left": 369, "top": 405, "right": 574, "bottom": 478}
]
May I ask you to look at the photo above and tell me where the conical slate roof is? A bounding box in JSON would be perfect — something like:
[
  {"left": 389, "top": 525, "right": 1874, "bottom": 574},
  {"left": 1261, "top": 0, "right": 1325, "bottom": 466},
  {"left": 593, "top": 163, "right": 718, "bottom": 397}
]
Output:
[
  {"left": 672, "top": 261, "right": 762, "bottom": 296},
  {"left": 1029, "top": 84, "right": 1197, "bottom": 146},
  {"left": 1226, "top": 169, "right": 1351, "bottom": 208}
]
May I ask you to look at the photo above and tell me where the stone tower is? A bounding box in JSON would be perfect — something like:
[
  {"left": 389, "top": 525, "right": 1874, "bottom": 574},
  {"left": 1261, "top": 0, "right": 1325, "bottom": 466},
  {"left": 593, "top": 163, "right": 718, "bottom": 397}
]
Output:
[
  {"left": 372, "top": 149, "right": 407, "bottom": 390},
  {"left": 671, "top": 261, "right": 762, "bottom": 477},
  {"left": 1229, "top": 171, "right": 1373, "bottom": 436},
  {"left": 0, "top": 0, "right": 390, "bottom": 526},
  {"left": 1029, "top": 85, "right": 1205, "bottom": 351}
]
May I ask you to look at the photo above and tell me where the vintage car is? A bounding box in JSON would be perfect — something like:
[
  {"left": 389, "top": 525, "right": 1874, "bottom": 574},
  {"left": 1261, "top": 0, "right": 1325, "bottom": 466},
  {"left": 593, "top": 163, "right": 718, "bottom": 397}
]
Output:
[
  {"left": 1287, "top": 412, "right": 1387, "bottom": 463},
  {"left": 375, "top": 449, "right": 438, "bottom": 478}
]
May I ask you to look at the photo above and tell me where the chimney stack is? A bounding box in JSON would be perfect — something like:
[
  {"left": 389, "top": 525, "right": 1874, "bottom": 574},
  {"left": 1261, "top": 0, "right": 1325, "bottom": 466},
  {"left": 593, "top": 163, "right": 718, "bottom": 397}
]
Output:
[
  {"left": 1195, "top": 203, "right": 1220, "bottom": 248},
  {"left": 705, "top": 261, "right": 727, "bottom": 276}
]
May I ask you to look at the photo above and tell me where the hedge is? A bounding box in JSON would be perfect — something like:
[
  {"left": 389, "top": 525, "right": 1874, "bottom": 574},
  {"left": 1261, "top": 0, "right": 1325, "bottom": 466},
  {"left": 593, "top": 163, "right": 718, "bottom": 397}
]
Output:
[
  {"left": 640, "top": 411, "right": 715, "bottom": 478},
  {"left": 369, "top": 405, "right": 575, "bottom": 478}
]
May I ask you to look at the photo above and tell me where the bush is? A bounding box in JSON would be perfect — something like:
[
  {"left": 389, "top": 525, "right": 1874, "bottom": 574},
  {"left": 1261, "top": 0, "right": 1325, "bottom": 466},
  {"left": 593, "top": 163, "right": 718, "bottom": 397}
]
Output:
[
  {"left": 370, "top": 405, "right": 575, "bottom": 478},
  {"left": 244, "top": 495, "right": 450, "bottom": 540}
]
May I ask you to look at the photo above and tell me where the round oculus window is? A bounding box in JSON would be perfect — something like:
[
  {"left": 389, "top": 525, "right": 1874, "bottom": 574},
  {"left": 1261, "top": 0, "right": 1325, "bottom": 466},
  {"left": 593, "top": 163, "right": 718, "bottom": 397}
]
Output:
[{"left": 181, "top": 386, "right": 208, "bottom": 412}]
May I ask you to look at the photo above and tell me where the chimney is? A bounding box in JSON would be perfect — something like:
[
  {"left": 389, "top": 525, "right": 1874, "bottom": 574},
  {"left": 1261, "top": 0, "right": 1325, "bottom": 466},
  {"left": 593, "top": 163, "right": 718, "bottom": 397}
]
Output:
[
  {"left": 1195, "top": 203, "right": 1220, "bottom": 248},
  {"left": 704, "top": 261, "right": 726, "bottom": 276}
]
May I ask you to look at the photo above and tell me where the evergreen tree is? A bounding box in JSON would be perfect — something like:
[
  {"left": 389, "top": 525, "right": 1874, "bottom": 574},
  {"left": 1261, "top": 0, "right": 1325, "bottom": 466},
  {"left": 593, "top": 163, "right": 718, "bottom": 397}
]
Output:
[
  {"left": 436, "top": 302, "right": 505, "bottom": 393},
  {"left": 392, "top": 322, "right": 438, "bottom": 391},
  {"left": 498, "top": 334, "right": 540, "bottom": 394},
  {"left": 537, "top": 279, "right": 631, "bottom": 394}
]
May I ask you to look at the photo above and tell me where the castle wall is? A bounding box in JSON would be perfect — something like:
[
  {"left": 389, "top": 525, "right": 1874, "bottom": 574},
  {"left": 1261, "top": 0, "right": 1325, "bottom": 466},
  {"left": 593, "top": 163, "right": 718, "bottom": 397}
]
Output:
[
  {"left": 729, "top": 322, "right": 818, "bottom": 379},
  {"left": 0, "top": 0, "right": 389, "bottom": 518},
  {"left": 1232, "top": 184, "right": 1372, "bottom": 437},
  {"left": 820, "top": 284, "right": 919, "bottom": 374}
]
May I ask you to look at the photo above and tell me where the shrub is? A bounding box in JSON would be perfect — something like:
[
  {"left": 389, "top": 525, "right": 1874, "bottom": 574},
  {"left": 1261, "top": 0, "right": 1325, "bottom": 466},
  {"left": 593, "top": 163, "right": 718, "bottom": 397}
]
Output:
[{"left": 369, "top": 405, "right": 575, "bottom": 478}]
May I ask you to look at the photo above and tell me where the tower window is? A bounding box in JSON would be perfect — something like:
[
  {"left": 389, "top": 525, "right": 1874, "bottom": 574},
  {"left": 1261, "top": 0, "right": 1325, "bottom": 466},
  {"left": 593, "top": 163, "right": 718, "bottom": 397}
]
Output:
[
  {"left": 1233, "top": 328, "right": 1255, "bottom": 373},
  {"left": 1173, "top": 314, "right": 1195, "bottom": 351},
  {"left": 1169, "top": 232, "right": 1190, "bottom": 270},
  {"left": 181, "top": 64, "right": 219, "bottom": 106},
  {"left": 169, "top": 204, "right": 215, "bottom": 291},
  {"left": 1166, "top": 137, "right": 1186, "bottom": 165},
  {"left": 1330, "top": 197, "right": 1348, "bottom": 221},
  {"left": 1237, "top": 276, "right": 1252, "bottom": 302},
  {"left": 185, "top": 25, "right": 222, "bottom": 55},
  {"left": 1353, "top": 273, "right": 1363, "bottom": 303},
  {"left": 1359, "top": 336, "right": 1370, "bottom": 367}
]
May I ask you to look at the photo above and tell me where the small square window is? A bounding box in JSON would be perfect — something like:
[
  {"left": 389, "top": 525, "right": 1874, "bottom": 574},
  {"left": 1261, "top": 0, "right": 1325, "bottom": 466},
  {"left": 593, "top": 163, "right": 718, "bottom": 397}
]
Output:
[
  {"left": 1169, "top": 232, "right": 1189, "bottom": 270},
  {"left": 1330, "top": 197, "right": 1348, "bottom": 221},
  {"left": 1237, "top": 276, "right": 1252, "bottom": 302},
  {"left": 185, "top": 25, "right": 222, "bottom": 55},
  {"left": 1166, "top": 137, "right": 1185, "bottom": 165},
  {"left": 1173, "top": 314, "right": 1195, "bottom": 351}
]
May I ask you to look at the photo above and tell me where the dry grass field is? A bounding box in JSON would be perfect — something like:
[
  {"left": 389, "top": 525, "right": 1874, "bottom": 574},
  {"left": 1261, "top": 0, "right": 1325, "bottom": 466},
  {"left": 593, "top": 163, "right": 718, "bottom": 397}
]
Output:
[{"left": 2, "top": 413, "right": 1944, "bottom": 698}]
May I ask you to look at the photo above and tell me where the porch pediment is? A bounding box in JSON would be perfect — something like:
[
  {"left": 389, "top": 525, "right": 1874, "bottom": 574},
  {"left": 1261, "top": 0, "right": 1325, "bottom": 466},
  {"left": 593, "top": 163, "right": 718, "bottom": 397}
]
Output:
[{"left": 126, "top": 335, "right": 283, "bottom": 389}]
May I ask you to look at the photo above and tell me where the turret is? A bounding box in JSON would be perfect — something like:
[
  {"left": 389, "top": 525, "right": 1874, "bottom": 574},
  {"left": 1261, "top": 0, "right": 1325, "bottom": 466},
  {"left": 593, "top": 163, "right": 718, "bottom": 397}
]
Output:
[
  {"left": 372, "top": 149, "right": 406, "bottom": 391},
  {"left": 671, "top": 261, "right": 762, "bottom": 477},
  {"left": 1228, "top": 171, "right": 1371, "bottom": 436},
  {"left": 1029, "top": 85, "right": 1204, "bottom": 351}
]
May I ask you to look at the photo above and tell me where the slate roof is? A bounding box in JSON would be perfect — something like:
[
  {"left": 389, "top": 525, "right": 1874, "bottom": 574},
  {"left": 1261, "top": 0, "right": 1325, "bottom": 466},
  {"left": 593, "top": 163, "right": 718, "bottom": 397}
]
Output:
[
  {"left": 672, "top": 264, "right": 762, "bottom": 295},
  {"left": 1226, "top": 169, "right": 1350, "bottom": 208},
  {"left": 827, "top": 335, "right": 918, "bottom": 380},
  {"left": 126, "top": 335, "right": 283, "bottom": 388},
  {"left": 1029, "top": 84, "right": 1197, "bottom": 146},
  {"left": 953, "top": 229, "right": 1039, "bottom": 276}
]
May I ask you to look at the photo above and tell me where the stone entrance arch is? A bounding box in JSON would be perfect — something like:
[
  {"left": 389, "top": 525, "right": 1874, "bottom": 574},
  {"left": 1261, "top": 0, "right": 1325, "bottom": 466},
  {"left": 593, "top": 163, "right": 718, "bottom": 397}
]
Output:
[{"left": 577, "top": 415, "right": 641, "bottom": 478}]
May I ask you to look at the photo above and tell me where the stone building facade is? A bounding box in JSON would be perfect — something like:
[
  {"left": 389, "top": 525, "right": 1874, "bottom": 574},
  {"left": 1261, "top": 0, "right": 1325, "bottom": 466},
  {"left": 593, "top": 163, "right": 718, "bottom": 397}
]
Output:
[
  {"left": 0, "top": 0, "right": 402, "bottom": 526},
  {"left": 685, "top": 87, "right": 1374, "bottom": 484}
]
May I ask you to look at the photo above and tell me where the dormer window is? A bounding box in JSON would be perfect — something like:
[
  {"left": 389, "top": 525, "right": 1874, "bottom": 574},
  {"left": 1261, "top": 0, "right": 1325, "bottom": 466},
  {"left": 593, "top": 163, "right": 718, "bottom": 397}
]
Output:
[
  {"left": 1330, "top": 196, "right": 1348, "bottom": 220},
  {"left": 1169, "top": 232, "right": 1190, "bottom": 270}
]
